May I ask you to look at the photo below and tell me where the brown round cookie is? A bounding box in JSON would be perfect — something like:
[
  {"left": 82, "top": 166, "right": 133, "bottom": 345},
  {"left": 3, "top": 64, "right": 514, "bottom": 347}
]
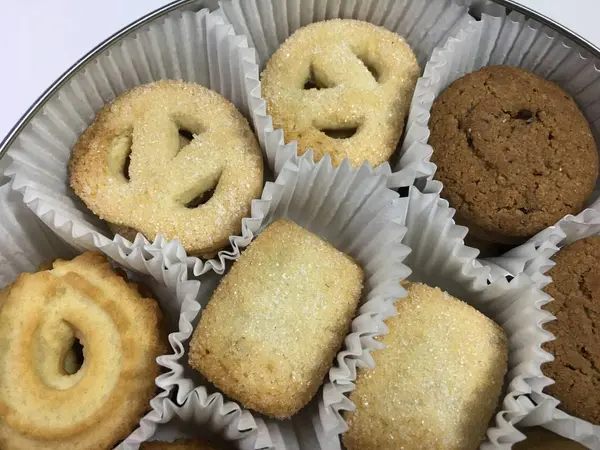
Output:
[
  {"left": 429, "top": 66, "right": 598, "bottom": 244},
  {"left": 542, "top": 236, "right": 600, "bottom": 425}
]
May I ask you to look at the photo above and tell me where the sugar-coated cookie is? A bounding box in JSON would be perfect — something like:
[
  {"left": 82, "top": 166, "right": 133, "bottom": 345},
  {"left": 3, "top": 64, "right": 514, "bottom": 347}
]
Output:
[
  {"left": 261, "top": 19, "right": 420, "bottom": 168},
  {"left": 189, "top": 220, "right": 363, "bottom": 418},
  {"left": 70, "top": 80, "right": 264, "bottom": 257}
]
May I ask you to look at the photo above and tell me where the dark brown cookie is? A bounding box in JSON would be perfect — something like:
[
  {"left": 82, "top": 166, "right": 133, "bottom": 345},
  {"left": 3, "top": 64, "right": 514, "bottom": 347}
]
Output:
[
  {"left": 542, "top": 236, "right": 600, "bottom": 425},
  {"left": 514, "top": 427, "right": 586, "bottom": 449},
  {"left": 429, "top": 66, "right": 598, "bottom": 244}
]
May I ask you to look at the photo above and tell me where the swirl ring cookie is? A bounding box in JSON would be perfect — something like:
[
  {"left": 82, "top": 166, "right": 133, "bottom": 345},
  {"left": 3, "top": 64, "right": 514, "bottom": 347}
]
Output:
[
  {"left": 261, "top": 19, "right": 420, "bottom": 167},
  {"left": 70, "top": 80, "right": 264, "bottom": 257},
  {"left": 0, "top": 252, "right": 166, "bottom": 449}
]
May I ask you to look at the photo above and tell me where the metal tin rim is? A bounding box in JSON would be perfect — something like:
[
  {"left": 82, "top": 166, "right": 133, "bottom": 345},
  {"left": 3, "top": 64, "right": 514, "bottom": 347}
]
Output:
[{"left": 1, "top": 0, "right": 598, "bottom": 159}]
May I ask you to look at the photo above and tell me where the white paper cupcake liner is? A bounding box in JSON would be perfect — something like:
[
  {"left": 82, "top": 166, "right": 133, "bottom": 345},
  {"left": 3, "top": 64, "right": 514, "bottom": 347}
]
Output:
[
  {"left": 398, "top": 181, "right": 555, "bottom": 449},
  {"left": 157, "top": 160, "right": 551, "bottom": 449},
  {"left": 484, "top": 201, "right": 600, "bottom": 286},
  {"left": 124, "top": 392, "right": 265, "bottom": 449},
  {"left": 480, "top": 207, "right": 600, "bottom": 449},
  {"left": 405, "top": 5, "right": 600, "bottom": 195},
  {"left": 159, "top": 155, "right": 411, "bottom": 450},
  {"left": 221, "top": 0, "right": 479, "bottom": 186},
  {"left": 3, "top": 6, "right": 266, "bottom": 276},
  {"left": 0, "top": 181, "right": 204, "bottom": 449}
]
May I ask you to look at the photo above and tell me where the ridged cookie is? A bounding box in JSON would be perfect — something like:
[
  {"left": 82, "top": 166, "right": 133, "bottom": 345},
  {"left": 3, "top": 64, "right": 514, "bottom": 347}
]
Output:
[{"left": 0, "top": 252, "right": 166, "bottom": 450}]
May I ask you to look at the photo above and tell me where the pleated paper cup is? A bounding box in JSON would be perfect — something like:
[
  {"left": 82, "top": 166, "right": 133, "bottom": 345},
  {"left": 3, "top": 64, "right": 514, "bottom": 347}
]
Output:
[
  {"left": 0, "top": 182, "right": 204, "bottom": 449},
  {"left": 394, "top": 181, "right": 553, "bottom": 449},
  {"left": 484, "top": 204, "right": 600, "bottom": 286},
  {"left": 125, "top": 393, "right": 261, "bottom": 450},
  {"left": 404, "top": 4, "right": 600, "bottom": 206},
  {"left": 3, "top": 6, "right": 266, "bottom": 276},
  {"left": 481, "top": 207, "right": 600, "bottom": 449},
  {"left": 160, "top": 155, "right": 411, "bottom": 450},
  {"left": 222, "top": 0, "right": 478, "bottom": 186},
  {"left": 159, "top": 160, "right": 550, "bottom": 449}
]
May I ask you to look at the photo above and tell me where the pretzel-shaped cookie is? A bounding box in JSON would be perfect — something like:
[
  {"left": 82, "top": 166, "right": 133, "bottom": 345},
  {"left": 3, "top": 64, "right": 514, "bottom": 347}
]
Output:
[
  {"left": 261, "top": 19, "right": 420, "bottom": 168},
  {"left": 0, "top": 252, "right": 165, "bottom": 449},
  {"left": 70, "top": 81, "right": 264, "bottom": 257}
]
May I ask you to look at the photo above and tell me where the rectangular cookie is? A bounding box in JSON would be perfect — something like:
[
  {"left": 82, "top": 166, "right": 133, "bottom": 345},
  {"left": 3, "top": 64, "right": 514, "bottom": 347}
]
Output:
[{"left": 188, "top": 219, "right": 364, "bottom": 418}]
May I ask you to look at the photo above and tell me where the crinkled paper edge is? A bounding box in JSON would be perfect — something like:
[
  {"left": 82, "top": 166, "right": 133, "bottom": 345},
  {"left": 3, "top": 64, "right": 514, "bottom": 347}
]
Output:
[
  {"left": 164, "top": 156, "right": 413, "bottom": 449},
  {"left": 484, "top": 205, "right": 600, "bottom": 449}
]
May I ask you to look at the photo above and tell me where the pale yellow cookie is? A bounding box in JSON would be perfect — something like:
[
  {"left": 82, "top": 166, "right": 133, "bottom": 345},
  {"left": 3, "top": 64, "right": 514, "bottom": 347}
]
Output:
[
  {"left": 344, "top": 282, "right": 508, "bottom": 450},
  {"left": 189, "top": 220, "right": 364, "bottom": 418},
  {"left": 0, "top": 252, "right": 166, "bottom": 450},
  {"left": 70, "top": 80, "right": 264, "bottom": 257},
  {"left": 261, "top": 19, "right": 420, "bottom": 167}
]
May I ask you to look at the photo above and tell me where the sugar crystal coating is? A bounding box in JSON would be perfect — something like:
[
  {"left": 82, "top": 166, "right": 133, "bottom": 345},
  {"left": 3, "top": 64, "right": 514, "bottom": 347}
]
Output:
[
  {"left": 261, "top": 19, "right": 420, "bottom": 168},
  {"left": 188, "top": 219, "right": 364, "bottom": 418},
  {"left": 70, "top": 80, "right": 264, "bottom": 257},
  {"left": 344, "top": 282, "right": 508, "bottom": 450}
]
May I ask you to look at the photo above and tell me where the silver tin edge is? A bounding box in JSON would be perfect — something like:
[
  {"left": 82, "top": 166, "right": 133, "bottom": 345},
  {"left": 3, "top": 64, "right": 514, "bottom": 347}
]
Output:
[{"left": 0, "top": 0, "right": 598, "bottom": 159}]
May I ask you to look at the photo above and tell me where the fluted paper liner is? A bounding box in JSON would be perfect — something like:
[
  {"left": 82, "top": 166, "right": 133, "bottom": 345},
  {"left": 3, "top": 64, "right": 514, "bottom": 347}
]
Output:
[
  {"left": 405, "top": 14, "right": 600, "bottom": 447},
  {"left": 405, "top": 5, "right": 600, "bottom": 194},
  {"left": 398, "top": 181, "right": 554, "bottom": 449},
  {"left": 3, "top": 6, "right": 265, "bottom": 276},
  {"left": 158, "top": 161, "right": 551, "bottom": 449},
  {"left": 222, "top": 0, "right": 477, "bottom": 185},
  {"left": 0, "top": 183, "right": 203, "bottom": 449},
  {"left": 481, "top": 206, "right": 600, "bottom": 449},
  {"left": 162, "top": 155, "right": 411, "bottom": 449}
]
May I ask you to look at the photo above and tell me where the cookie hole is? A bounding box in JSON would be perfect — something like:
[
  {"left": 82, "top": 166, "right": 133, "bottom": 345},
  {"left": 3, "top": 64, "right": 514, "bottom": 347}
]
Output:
[
  {"left": 304, "top": 78, "right": 319, "bottom": 90},
  {"left": 108, "top": 132, "right": 133, "bottom": 181},
  {"left": 357, "top": 55, "right": 380, "bottom": 82},
  {"left": 548, "top": 132, "right": 554, "bottom": 140},
  {"left": 185, "top": 187, "right": 216, "bottom": 208},
  {"left": 122, "top": 151, "right": 131, "bottom": 181},
  {"left": 303, "top": 66, "right": 331, "bottom": 90},
  {"left": 178, "top": 129, "right": 195, "bottom": 149},
  {"left": 321, "top": 127, "right": 358, "bottom": 139},
  {"left": 184, "top": 178, "right": 219, "bottom": 209},
  {"left": 515, "top": 109, "right": 534, "bottom": 122},
  {"left": 64, "top": 337, "right": 84, "bottom": 375}
]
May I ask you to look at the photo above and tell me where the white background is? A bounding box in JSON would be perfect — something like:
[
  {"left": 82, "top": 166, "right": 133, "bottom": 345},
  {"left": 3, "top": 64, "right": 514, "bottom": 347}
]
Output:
[{"left": 0, "top": 0, "right": 598, "bottom": 141}]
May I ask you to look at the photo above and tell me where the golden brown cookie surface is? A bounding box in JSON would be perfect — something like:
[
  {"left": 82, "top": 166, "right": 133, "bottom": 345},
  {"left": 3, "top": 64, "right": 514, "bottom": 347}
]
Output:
[
  {"left": 429, "top": 66, "right": 598, "bottom": 244},
  {"left": 189, "top": 220, "right": 363, "bottom": 418},
  {"left": 261, "top": 19, "right": 420, "bottom": 168},
  {"left": 0, "top": 252, "right": 166, "bottom": 450},
  {"left": 543, "top": 236, "right": 600, "bottom": 425},
  {"left": 70, "top": 80, "right": 264, "bottom": 257},
  {"left": 343, "top": 282, "right": 508, "bottom": 450}
]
